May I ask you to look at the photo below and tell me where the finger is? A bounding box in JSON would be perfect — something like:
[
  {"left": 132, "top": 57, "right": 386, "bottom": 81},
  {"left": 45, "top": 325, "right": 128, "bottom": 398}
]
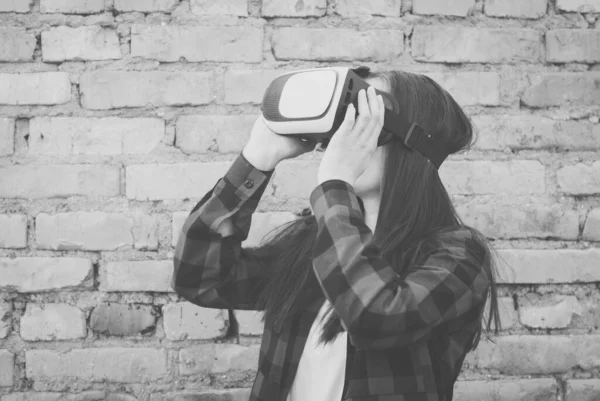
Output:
[
  {"left": 360, "top": 90, "right": 381, "bottom": 145},
  {"left": 367, "top": 86, "right": 378, "bottom": 116},
  {"left": 335, "top": 103, "right": 356, "bottom": 139},
  {"left": 344, "top": 103, "right": 356, "bottom": 130},
  {"left": 374, "top": 95, "right": 385, "bottom": 143},
  {"left": 351, "top": 90, "right": 370, "bottom": 139},
  {"left": 374, "top": 95, "right": 385, "bottom": 146},
  {"left": 356, "top": 89, "right": 370, "bottom": 126},
  {"left": 357, "top": 88, "right": 370, "bottom": 117},
  {"left": 363, "top": 96, "right": 384, "bottom": 148},
  {"left": 380, "top": 95, "right": 385, "bottom": 126},
  {"left": 367, "top": 88, "right": 381, "bottom": 141}
]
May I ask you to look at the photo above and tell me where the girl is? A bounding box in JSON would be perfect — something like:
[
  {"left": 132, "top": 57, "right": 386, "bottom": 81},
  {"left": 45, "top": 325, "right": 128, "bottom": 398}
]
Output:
[{"left": 172, "top": 69, "right": 500, "bottom": 401}]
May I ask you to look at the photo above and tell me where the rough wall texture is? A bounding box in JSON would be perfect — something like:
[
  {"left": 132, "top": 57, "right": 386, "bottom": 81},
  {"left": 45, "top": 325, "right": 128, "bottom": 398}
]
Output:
[{"left": 0, "top": 0, "right": 600, "bottom": 400}]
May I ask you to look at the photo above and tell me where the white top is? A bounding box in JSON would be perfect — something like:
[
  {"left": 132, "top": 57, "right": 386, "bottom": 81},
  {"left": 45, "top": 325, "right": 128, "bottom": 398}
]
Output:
[{"left": 286, "top": 300, "right": 347, "bottom": 401}]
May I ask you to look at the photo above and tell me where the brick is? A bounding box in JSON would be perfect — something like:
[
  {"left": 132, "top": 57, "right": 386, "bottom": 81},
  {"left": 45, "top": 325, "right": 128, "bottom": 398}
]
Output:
[
  {"left": 272, "top": 160, "right": 319, "bottom": 199},
  {"left": 80, "top": 71, "right": 212, "bottom": 110},
  {"left": 262, "top": 0, "right": 326, "bottom": 16},
  {"left": 456, "top": 201, "right": 579, "bottom": 240},
  {"left": 0, "top": 350, "right": 14, "bottom": 387},
  {"left": 521, "top": 73, "right": 600, "bottom": 107},
  {"left": 175, "top": 115, "right": 255, "bottom": 154},
  {"left": 272, "top": 28, "right": 403, "bottom": 61},
  {"left": 26, "top": 348, "right": 167, "bottom": 382},
  {"left": 1, "top": 395, "right": 57, "bottom": 401},
  {"left": 498, "top": 297, "right": 519, "bottom": 330},
  {"left": 471, "top": 335, "right": 600, "bottom": 374},
  {"left": 179, "top": 344, "right": 260, "bottom": 375},
  {"left": 0, "top": 164, "right": 119, "bottom": 199},
  {"left": 0, "top": 118, "right": 14, "bottom": 156},
  {"left": 472, "top": 115, "right": 600, "bottom": 150},
  {"left": 333, "top": 0, "right": 401, "bottom": 16},
  {"left": 453, "top": 379, "right": 557, "bottom": 401},
  {"left": 224, "top": 70, "right": 499, "bottom": 107},
  {"left": 42, "top": 26, "right": 120, "bottom": 62},
  {"left": 171, "top": 212, "right": 188, "bottom": 247},
  {"left": 413, "top": 0, "right": 475, "bottom": 16},
  {"left": 1, "top": 394, "right": 52, "bottom": 401},
  {"left": 0, "top": 214, "right": 27, "bottom": 248},
  {"left": 496, "top": 249, "right": 600, "bottom": 284},
  {"left": 81, "top": 392, "right": 139, "bottom": 401},
  {"left": 21, "top": 303, "right": 86, "bottom": 341},
  {"left": 163, "top": 303, "right": 228, "bottom": 340},
  {"left": 483, "top": 297, "right": 519, "bottom": 331},
  {"left": 29, "top": 117, "right": 164, "bottom": 155},
  {"left": 100, "top": 261, "right": 174, "bottom": 292},
  {"left": 36, "top": 212, "right": 157, "bottom": 251},
  {"left": 150, "top": 389, "right": 251, "bottom": 401},
  {"left": 0, "top": 28, "right": 35, "bottom": 61},
  {"left": 565, "top": 380, "right": 600, "bottom": 401},
  {"left": 0, "top": 0, "right": 31, "bottom": 12},
  {"left": 41, "top": 0, "right": 104, "bottom": 13},
  {"left": 138, "top": 214, "right": 161, "bottom": 249},
  {"left": 519, "top": 296, "right": 583, "bottom": 329},
  {"left": 484, "top": 0, "right": 547, "bottom": 19},
  {"left": 0, "top": 303, "right": 11, "bottom": 339},
  {"left": 235, "top": 310, "right": 264, "bottom": 335},
  {"left": 131, "top": 25, "right": 263, "bottom": 63},
  {"left": 583, "top": 208, "right": 600, "bottom": 241},
  {"left": 126, "top": 162, "right": 229, "bottom": 200},
  {"left": 0, "top": 72, "right": 70, "bottom": 105},
  {"left": 440, "top": 161, "right": 545, "bottom": 195},
  {"left": 191, "top": 0, "right": 248, "bottom": 15},
  {"left": 114, "top": 0, "right": 178, "bottom": 12},
  {"left": 87, "top": 393, "right": 137, "bottom": 401},
  {"left": 412, "top": 27, "right": 541, "bottom": 63},
  {"left": 0, "top": 395, "right": 139, "bottom": 401},
  {"left": 557, "top": 0, "right": 600, "bottom": 12},
  {"left": 547, "top": 30, "right": 600, "bottom": 63},
  {"left": 0, "top": 257, "right": 92, "bottom": 292},
  {"left": 557, "top": 162, "right": 600, "bottom": 195},
  {"left": 90, "top": 303, "right": 155, "bottom": 336},
  {"left": 1, "top": 392, "right": 140, "bottom": 401},
  {"left": 224, "top": 69, "right": 282, "bottom": 104},
  {"left": 426, "top": 72, "right": 500, "bottom": 106},
  {"left": 172, "top": 211, "right": 296, "bottom": 247}
]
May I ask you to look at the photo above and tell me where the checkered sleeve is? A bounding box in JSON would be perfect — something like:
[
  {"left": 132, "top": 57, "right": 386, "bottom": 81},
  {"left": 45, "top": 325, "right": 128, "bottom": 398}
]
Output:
[
  {"left": 309, "top": 179, "right": 490, "bottom": 349},
  {"left": 172, "top": 152, "right": 274, "bottom": 310}
]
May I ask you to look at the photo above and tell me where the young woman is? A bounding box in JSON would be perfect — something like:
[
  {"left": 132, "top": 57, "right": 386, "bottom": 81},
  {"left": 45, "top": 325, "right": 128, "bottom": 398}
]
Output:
[{"left": 172, "top": 69, "right": 501, "bottom": 401}]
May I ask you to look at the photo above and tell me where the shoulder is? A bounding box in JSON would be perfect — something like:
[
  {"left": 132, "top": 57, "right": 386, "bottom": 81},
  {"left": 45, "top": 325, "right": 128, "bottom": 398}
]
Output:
[
  {"left": 431, "top": 225, "right": 487, "bottom": 260},
  {"left": 427, "top": 226, "right": 491, "bottom": 287}
]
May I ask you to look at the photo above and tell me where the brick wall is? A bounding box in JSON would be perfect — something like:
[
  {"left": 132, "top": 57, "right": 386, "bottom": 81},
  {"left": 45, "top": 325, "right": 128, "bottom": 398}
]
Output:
[{"left": 0, "top": 0, "right": 599, "bottom": 400}]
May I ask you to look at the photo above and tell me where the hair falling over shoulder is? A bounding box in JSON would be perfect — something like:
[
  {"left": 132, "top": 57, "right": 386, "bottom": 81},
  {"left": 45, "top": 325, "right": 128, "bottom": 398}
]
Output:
[{"left": 250, "top": 70, "right": 502, "bottom": 349}]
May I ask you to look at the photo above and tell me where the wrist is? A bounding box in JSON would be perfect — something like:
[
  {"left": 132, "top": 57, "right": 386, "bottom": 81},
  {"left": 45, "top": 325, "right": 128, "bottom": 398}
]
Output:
[{"left": 242, "top": 144, "right": 280, "bottom": 172}]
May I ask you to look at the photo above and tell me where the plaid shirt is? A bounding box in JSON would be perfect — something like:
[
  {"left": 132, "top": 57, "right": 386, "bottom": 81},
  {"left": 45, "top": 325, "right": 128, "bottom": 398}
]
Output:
[{"left": 173, "top": 153, "right": 490, "bottom": 401}]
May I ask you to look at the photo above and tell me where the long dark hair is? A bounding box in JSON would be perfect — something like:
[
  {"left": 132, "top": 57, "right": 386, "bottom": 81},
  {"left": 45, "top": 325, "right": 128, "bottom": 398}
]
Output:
[{"left": 251, "top": 70, "right": 501, "bottom": 350}]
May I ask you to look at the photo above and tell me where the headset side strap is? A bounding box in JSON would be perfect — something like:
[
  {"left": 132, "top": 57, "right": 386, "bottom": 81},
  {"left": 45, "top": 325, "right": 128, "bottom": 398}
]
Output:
[{"left": 383, "top": 110, "right": 448, "bottom": 169}]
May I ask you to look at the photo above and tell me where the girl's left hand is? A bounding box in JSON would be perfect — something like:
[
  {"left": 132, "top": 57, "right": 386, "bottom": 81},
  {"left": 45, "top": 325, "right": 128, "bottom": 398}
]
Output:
[{"left": 317, "top": 86, "right": 385, "bottom": 186}]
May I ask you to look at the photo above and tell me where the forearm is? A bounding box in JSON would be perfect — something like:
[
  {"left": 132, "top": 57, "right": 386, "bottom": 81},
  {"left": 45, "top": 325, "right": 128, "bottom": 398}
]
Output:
[
  {"left": 172, "top": 152, "right": 274, "bottom": 309},
  {"left": 308, "top": 180, "right": 488, "bottom": 348}
]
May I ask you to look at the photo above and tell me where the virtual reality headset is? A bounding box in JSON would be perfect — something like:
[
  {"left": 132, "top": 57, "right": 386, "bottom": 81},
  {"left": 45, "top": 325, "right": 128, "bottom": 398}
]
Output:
[{"left": 261, "top": 66, "right": 448, "bottom": 169}]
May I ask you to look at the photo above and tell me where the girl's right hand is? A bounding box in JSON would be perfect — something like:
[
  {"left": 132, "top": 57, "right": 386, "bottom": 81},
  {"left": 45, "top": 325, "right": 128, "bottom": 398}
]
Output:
[{"left": 242, "top": 115, "right": 316, "bottom": 171}]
